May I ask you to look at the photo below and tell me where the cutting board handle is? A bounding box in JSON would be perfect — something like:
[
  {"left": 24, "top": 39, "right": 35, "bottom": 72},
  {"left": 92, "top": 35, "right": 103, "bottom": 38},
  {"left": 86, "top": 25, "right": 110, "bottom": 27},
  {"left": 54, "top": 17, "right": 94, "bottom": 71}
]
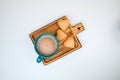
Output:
[{"left": 71, "top": 23, "right": 85, "bottom": 36}]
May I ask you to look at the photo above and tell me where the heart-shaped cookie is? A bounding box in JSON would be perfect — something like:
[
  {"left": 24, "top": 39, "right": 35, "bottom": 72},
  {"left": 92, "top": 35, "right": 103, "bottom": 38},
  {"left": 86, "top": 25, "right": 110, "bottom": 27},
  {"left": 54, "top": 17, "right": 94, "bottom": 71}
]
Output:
[
  {"left": 57, "top": 19, "right": 69, "bottom": 31},
  {"left": 64, "top": 36, "right": 75, "bottom": 48},
  {"left": 56, "top": 29, "right": 67, "bottom": 41}
]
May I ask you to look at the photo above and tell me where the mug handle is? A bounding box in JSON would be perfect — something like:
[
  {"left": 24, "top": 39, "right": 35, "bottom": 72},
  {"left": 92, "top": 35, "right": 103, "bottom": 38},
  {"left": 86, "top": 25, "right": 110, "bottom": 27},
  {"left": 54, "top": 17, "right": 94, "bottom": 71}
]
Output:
[{"left": 37, "top": 56, "right": 43, "bottom": 63}]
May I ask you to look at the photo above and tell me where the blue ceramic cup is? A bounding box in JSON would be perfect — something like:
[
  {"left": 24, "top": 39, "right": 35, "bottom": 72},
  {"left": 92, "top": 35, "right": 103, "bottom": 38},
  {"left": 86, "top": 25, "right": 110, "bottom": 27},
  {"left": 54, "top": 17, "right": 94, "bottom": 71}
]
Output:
[{"left": 34, "top": 33, "right": 59, "bottom": 63}]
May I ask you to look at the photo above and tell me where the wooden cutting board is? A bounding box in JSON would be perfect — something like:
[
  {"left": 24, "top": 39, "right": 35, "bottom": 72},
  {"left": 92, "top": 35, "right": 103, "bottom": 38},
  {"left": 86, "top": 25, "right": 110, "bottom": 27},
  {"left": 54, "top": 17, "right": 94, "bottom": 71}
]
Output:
[{"left": 29, "top": 16, "right": 85, "bottom": 65}]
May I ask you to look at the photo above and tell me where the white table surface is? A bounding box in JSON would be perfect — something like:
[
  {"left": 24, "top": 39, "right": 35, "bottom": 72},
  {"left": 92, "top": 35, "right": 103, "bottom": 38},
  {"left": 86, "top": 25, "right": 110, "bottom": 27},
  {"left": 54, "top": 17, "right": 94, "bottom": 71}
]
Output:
[{"left": 0, "top": 0, "right": 120, "bottom": 80}]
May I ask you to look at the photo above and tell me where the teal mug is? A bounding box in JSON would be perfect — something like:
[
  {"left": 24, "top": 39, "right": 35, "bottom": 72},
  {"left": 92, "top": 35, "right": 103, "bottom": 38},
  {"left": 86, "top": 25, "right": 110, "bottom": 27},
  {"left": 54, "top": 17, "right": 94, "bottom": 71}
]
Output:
[{"left": 34, "top": 33, "right": 59, "bottom": 63}]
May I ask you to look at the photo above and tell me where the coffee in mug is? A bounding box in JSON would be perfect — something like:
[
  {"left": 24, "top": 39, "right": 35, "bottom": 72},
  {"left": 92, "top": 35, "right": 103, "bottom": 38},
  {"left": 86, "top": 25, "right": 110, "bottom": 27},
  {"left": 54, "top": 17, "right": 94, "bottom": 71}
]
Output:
[{"left": 34, "top": 33, "right": 59, "bottom": 63}]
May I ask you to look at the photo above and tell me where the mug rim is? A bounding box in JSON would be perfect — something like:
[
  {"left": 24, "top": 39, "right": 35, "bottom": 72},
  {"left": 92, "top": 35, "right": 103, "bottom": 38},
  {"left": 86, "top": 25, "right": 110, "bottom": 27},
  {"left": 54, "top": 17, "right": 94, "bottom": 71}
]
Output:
[{"left": 34, "top": 32, "right": 59, "bottom": 58}]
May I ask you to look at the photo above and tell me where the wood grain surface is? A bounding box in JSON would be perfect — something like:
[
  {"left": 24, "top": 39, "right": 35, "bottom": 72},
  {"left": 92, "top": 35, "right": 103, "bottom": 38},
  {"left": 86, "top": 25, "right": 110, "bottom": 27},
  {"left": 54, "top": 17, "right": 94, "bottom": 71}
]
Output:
[{"left": 29, "top": 16, "right": 85, "bottom": 65}]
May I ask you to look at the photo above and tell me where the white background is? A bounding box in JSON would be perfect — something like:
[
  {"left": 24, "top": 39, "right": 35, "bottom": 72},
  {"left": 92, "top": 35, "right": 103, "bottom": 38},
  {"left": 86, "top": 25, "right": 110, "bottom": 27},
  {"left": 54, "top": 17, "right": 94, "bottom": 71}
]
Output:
[{"left": 0, "top": 0, "right": 120, "bottom": 80}]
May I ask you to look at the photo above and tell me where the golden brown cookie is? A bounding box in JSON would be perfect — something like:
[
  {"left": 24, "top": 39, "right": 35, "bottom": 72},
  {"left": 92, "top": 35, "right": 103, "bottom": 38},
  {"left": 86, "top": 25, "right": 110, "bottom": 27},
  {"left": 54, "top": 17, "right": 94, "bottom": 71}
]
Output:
[
  {"left": 64, "top": 36, "right": 75, "bottom": 48},
  {"left": 56, "top": 29, "right": 67, "bottom": 41},
  {"left": 57, "top": 19, "right": 69, "bottom": 31}
]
